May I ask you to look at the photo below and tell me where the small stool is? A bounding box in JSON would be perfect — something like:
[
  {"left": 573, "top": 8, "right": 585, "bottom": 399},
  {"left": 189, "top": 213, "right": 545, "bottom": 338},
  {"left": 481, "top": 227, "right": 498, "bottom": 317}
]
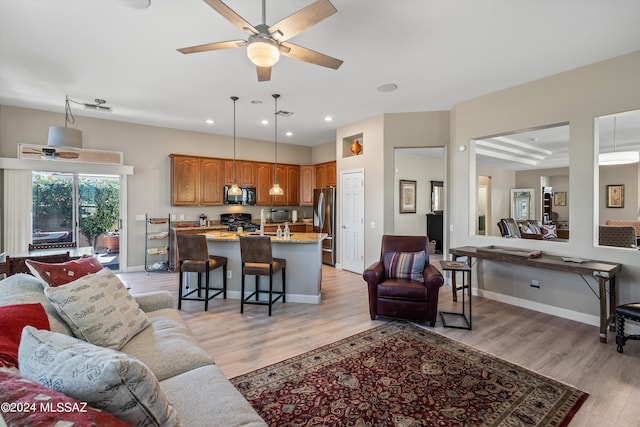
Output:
[{"left": 616, "top": 303, "right": 640, "bottom": 353}]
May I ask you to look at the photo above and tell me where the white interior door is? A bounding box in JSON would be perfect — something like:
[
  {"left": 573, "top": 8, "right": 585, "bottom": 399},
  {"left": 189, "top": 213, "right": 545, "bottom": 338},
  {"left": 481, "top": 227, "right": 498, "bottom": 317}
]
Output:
[{"left": 340, "top": 169, "right": 364, "bottom": 273}]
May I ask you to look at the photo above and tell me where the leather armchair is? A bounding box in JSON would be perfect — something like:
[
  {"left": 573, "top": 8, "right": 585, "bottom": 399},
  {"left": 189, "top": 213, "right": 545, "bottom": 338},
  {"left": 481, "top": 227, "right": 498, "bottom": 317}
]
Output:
[{"left": 363, "top": 235, "right": 444, "bottom": 326}]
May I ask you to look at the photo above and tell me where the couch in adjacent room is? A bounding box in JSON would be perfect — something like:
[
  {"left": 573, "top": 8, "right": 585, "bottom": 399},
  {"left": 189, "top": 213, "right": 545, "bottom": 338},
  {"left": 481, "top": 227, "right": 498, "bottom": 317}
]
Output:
[{"left": 0, "top": 262, "right": 266, "bottom": 427}]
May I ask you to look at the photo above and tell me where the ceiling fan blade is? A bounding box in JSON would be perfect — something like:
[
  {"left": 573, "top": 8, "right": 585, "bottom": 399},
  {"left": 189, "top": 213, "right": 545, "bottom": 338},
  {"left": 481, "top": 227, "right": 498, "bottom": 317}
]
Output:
[
  {"left": 280, "top": 42, "right": 343, "bottom": 69},
  {"left": 203, "top": 0, "right": 258, "bottom": 35},
  {"left": 269, "top": 0, "right": 337, "bottom": 42},
  {"left": 177, "top": 40, "right": 246, "bottom": 54},
  {"left": 257, "top": 66, "right": 271, "bottom": 82}
]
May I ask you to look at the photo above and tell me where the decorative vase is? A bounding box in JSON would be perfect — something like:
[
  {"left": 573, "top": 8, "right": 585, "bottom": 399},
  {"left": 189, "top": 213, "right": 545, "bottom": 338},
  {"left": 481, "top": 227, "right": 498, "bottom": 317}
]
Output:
[{"left": 351, "top": 140, "right": 362, "bottom": 156}]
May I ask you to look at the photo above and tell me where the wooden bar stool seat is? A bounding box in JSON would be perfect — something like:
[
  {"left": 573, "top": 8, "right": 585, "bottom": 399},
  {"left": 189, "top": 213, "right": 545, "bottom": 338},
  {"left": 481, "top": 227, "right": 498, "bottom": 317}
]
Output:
[
  {"left": 239, "top": 236, "right": 286, "bottom": 316},
  {"left": 616, "top": 303, "right": 640, "bottom": 353},
  {"left": 177, "top": 234, "right": 227, "bottom": 311}
]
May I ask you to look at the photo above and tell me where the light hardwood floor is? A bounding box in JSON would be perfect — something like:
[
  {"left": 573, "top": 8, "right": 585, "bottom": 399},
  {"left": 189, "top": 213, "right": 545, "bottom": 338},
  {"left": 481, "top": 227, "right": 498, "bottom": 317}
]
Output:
[{"left": 122, "top": 265, "right": 640, "bottom": 427}]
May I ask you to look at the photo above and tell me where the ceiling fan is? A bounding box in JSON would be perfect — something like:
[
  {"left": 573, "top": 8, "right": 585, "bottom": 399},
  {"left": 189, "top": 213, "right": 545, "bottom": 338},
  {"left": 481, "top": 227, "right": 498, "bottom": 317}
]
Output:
[
  {"left": 21, "top": 145, "right": 80, "bottom": 160},
  {"left": 177, "top": 0, "right": 343, "bottom": 82}
]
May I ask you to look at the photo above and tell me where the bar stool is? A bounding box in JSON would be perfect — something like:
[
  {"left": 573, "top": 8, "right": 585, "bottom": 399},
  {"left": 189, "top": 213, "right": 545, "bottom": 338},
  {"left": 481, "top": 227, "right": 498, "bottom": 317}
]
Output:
[
  {"left": 176, "top": 234, "right": 227, "bottom": 311},
  {"left": 239, "top": 236, "right": 286, "bottom": 316},
  {"left": 616, "top": 302, "right": 640, "bottom": 353}
]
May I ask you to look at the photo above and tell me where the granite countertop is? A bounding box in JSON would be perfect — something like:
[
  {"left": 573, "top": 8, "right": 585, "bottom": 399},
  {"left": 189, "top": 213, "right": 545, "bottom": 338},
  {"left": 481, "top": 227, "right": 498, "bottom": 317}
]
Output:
[{"left": 204, "top": 231, "right": 327, "bottom": 243}]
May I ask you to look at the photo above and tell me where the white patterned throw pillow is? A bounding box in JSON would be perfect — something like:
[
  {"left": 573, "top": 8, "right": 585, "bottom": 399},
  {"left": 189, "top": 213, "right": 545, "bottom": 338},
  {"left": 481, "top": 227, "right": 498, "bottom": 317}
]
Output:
[
  {"left": 44, "top": 267, "right": 150, "bottom": 350},
  {"left": 18, "top": 327, "right": 180, "bottom": 427}
]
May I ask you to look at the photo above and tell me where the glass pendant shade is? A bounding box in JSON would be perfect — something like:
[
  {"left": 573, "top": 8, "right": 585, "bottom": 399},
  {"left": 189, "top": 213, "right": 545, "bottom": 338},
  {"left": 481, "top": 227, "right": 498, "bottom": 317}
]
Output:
[
  {"left": 228, "top": 182, "right": 242, "bottom": 196},
  {"left": 247, "top": 39, "right": 280, "bottom": 68},
  {"left": 269, "top": 182, "right": 284, "bottom": 196}
]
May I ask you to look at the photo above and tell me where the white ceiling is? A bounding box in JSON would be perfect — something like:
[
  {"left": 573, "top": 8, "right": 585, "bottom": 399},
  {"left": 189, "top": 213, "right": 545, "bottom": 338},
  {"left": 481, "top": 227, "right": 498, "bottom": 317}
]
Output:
[{"left": 1, "top": 0, "right": 640, "bottom": 149}]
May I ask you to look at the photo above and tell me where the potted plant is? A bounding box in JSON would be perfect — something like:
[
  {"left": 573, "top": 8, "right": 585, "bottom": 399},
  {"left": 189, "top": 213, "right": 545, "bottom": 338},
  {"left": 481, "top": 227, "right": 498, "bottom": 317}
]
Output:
[{"left": 104, "top": 229, "right": 120, "bottom": 253}]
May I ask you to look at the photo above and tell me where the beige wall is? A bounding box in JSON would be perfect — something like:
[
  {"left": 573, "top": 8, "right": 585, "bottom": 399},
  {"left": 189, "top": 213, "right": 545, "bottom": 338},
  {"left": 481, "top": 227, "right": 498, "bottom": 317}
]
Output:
[
  {"left": 0, "top": 105, "right": 316, "bottom": 268},
  {"left": 599, "top": 163, "right": 640, "bottom": 222},
  {"left": 336, "top": 111, "right": 449, "bottom": 269},
  {"left": 450, "top": 50, "right": 640, "bottom": 323}
]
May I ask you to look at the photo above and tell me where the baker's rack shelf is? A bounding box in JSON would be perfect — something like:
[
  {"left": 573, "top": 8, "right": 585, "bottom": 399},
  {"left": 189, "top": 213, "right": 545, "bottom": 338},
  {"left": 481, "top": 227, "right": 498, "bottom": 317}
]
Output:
[{"left": 145, "top": 214, "right": 171, "bottom": 273}]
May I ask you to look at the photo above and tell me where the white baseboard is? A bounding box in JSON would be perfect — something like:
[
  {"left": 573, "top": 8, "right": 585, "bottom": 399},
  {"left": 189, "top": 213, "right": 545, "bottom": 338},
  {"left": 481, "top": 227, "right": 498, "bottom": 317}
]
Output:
[{"left": 476, "top": 288, "right": 601, "bottom": 327}]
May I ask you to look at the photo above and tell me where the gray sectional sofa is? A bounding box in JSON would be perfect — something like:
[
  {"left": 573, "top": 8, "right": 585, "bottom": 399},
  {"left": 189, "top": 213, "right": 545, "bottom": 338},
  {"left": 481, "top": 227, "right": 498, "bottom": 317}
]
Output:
[{"left": 0, "top": 272, "right": 266, "bottom": 427}]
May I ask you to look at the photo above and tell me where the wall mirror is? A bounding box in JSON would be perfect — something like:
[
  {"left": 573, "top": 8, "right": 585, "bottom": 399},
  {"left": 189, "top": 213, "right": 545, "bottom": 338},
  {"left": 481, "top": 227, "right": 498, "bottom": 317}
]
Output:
[
  {"left": 510, "top": 188, "right": 534, "bottom": 220},
  {"left": 596, "top": 109, "right": 640, "bottom": 248},
  {"left": 431, "top": 180, "right": 443, "bottom": 213},
  {"left": 472, "top": 122, "right": 570, "bottom": 240}
]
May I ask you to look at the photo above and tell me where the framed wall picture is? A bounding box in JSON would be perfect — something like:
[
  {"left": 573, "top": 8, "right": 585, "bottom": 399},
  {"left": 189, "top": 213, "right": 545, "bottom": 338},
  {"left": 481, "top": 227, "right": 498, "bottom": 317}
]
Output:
[
  {"left": 399, "top": 180, "right": 417, "bottom": 213},
  {"left": 553, "top": 191, "right": 567, "bottom": 206},
  {"left": 606, "top": 184, "right": 624, "bottom": 208}
]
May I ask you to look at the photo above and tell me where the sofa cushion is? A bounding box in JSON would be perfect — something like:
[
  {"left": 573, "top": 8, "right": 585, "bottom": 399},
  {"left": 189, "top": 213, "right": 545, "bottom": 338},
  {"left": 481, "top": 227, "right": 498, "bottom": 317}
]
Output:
[
  {"left": 161, "top": 365, "right": 267, "bottom": 427},
  {"left": 0, "top": 370, "right": 131, "bottom": 426},
  {"left": 0, "top": 273, "right": 72, "bottom": 336},
  {"left": 44, "top": 268, "right": 150, "bottom": 350},
  {"left": 0, "top": 303, "right": 50, "bottom": 368},
  {"left": 119, "top": 307, "right": 214, "bottom": 381},
  {"left": 18, "top": 326, "right": 180, "bottom": 427},
  {"left": 26, "top": 255, "right": 104, "bottom": 287},
  {"left": 542, "top": 224, "right": 557, "bottom": 240},
  {"left": 383, "top": 250, "right": 426, "bottom": 282}
]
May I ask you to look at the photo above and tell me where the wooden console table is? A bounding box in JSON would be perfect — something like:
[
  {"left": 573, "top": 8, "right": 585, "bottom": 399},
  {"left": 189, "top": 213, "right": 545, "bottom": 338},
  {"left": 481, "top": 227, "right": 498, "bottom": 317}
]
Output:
[{"left": 450, "top": 246, "right": 622, "bottom": 343}]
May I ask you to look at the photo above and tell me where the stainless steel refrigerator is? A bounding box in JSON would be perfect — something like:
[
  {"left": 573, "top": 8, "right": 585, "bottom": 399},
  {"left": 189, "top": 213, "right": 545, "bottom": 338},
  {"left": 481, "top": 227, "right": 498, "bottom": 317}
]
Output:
[{"left": 313, "top": 187, "right": 336, "bottom": 266}]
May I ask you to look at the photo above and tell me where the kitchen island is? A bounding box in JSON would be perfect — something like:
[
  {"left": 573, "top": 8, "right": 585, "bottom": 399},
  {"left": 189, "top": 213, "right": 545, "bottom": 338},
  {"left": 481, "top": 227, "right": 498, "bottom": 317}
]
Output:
[{"left": 197, "top": 231, "right": 327, "bottom": 304}]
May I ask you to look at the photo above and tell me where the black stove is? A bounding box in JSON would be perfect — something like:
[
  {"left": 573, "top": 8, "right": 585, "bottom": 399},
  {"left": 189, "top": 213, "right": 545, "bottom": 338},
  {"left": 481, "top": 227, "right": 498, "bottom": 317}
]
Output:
[{"left": 220, "top": 213, "right": 259, "bottom": 232}]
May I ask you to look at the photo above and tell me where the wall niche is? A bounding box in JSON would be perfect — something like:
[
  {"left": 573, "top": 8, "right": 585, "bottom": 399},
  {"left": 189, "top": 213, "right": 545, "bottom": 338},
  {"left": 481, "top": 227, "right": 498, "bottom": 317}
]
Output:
[{"left": 342, "top": 133, "right": 364, "bottom": 158}]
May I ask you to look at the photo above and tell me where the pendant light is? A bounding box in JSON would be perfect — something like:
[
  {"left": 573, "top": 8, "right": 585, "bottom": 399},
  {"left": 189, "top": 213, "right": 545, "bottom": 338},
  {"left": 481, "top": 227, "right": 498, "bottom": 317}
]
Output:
[
  {"left": 269, "top": 93, "right": 284, "bottom": 196},
  {"left": 227, "top": 96, "right": 243, "bottom": 196},
  {"left": 48, "top": 95, "right": 83, "bottom": 148},
  {"left": 599, "top": 116, "right": 640, "bottom": 165}
]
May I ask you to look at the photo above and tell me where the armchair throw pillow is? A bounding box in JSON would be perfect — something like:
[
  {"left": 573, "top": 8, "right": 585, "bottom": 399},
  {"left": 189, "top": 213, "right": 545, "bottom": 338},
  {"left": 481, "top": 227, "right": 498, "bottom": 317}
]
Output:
[
  {"left": 18, "top": 327, "right": 180, "bottom": 427},
  {"left": 383, "top": 250, "right": 427, "bottom": 282},
  {"left": 44, "top": 267, "right": 150, "bottom": 350},
  {"left": 26, "top": 255, "right": 103, "bottom": 287}
]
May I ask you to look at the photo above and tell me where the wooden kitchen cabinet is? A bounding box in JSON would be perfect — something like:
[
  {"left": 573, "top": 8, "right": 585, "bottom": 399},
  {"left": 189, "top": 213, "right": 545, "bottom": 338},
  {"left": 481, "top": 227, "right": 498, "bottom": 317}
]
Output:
[
  {"left": 314, "top": 161, "right": 336, "bottom": 189},
  {"left": 299, "top": 165, "right": 315, "bottom": 206},
  {"left": 224, "top": 160, "right": 255, "bottom": 186},
  {"left": 255, "top": 162, "right": 273, "bottom": 205},
  {"left": 170, "top": 154, "right": 223, "bottom": 206},
  {"left": 287, "top": 165, "right": 299, "bottom": 206}
]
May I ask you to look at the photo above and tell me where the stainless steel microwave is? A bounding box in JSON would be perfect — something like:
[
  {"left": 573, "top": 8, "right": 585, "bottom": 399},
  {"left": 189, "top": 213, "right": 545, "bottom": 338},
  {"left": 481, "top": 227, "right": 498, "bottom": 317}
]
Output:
[{"left": 224, "top": 186, "right": 256, "bottom": 205}]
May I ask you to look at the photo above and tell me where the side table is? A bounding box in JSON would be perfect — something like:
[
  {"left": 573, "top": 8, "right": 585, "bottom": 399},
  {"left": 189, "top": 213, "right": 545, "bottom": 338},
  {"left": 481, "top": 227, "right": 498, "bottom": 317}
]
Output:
[{"left": 439, "top": 260, "right": 472, "bottom": 330}]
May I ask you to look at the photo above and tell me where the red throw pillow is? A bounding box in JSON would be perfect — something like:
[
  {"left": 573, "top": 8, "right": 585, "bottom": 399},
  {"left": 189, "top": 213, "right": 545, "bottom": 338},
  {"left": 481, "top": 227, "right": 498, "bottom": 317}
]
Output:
[
  {"left": 0, "top": 370, "right": 130, "bottom": 426},
  {"left": 0, "top": 303, "right": 50, "bottom": 368},
  {"left": 26, "top": 255, "right": 103, "bottom": 287}
]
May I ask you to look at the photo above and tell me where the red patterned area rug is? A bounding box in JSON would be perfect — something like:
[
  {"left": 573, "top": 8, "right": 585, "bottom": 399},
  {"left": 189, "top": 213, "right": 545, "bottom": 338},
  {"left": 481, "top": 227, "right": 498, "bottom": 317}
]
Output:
[{"left": 230, "top": 322, "right": 588, "bottom": 427}]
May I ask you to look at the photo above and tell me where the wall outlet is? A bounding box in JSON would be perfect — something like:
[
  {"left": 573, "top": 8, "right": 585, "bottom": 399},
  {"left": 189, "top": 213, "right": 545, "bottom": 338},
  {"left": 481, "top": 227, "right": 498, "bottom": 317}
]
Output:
[
  {"left": 370, "top": 222, "right": 376, "bottom": 229},
  {"left": 227, "top": 270, "right": 232, "bottom": 279},
  {"left": 171, "top": 214, "right": 177, "bottom": 221},
  {"left": 179, "top": 214, "right": 185, "bottom": 220},
  {"left": 530, "top": 280, "right": 540, "bottom": 288}
]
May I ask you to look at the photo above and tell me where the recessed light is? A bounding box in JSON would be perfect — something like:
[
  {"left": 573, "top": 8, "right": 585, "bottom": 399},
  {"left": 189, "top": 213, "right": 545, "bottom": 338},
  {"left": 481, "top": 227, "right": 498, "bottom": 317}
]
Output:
[
  {"left": 286, "top": 131, "right": 293, "bottom": 137},
  {"left": 251, "top": 100, "right": 263, "bottom": 105},
  {"left": 377, "top": 83, "right": 398, "bottom": 92},
  {"left": 261, "top": 119, "right": 269, "bottom": 125},
  {"left": 205, "top": 119, "right": 214, "bottom": 125},
  {"left": 324, "top": 116, "right": 333, "bottom": 122}
]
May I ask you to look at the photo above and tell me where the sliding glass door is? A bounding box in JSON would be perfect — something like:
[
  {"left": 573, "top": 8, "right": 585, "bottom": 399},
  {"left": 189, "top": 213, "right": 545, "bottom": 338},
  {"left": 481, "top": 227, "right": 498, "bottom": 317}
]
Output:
[{"left": 32, "top": 171, "right": 121, "bottom": 270}]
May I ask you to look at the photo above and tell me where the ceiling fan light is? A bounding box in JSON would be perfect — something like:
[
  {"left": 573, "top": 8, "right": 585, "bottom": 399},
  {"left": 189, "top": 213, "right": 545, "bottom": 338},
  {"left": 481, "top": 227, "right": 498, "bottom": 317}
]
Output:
[
  {"left": 247, "top": 39, "right": 280, "bottom": 67},
  {"left": 48, "top": 126, "right": 82, "bottom": 148},
  {"left": 269, "top": 182, "right": 284, "bottom": 196},
  {"left": 599, "top": 151, "right": 640, "bottom": 165}
]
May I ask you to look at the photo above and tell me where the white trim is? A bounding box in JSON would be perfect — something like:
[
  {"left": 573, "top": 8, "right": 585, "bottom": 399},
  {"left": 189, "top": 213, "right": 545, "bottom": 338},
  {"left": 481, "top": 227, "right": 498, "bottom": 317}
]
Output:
[{"left": 0, "top": 157, "right": 134, "bottom": 175}]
